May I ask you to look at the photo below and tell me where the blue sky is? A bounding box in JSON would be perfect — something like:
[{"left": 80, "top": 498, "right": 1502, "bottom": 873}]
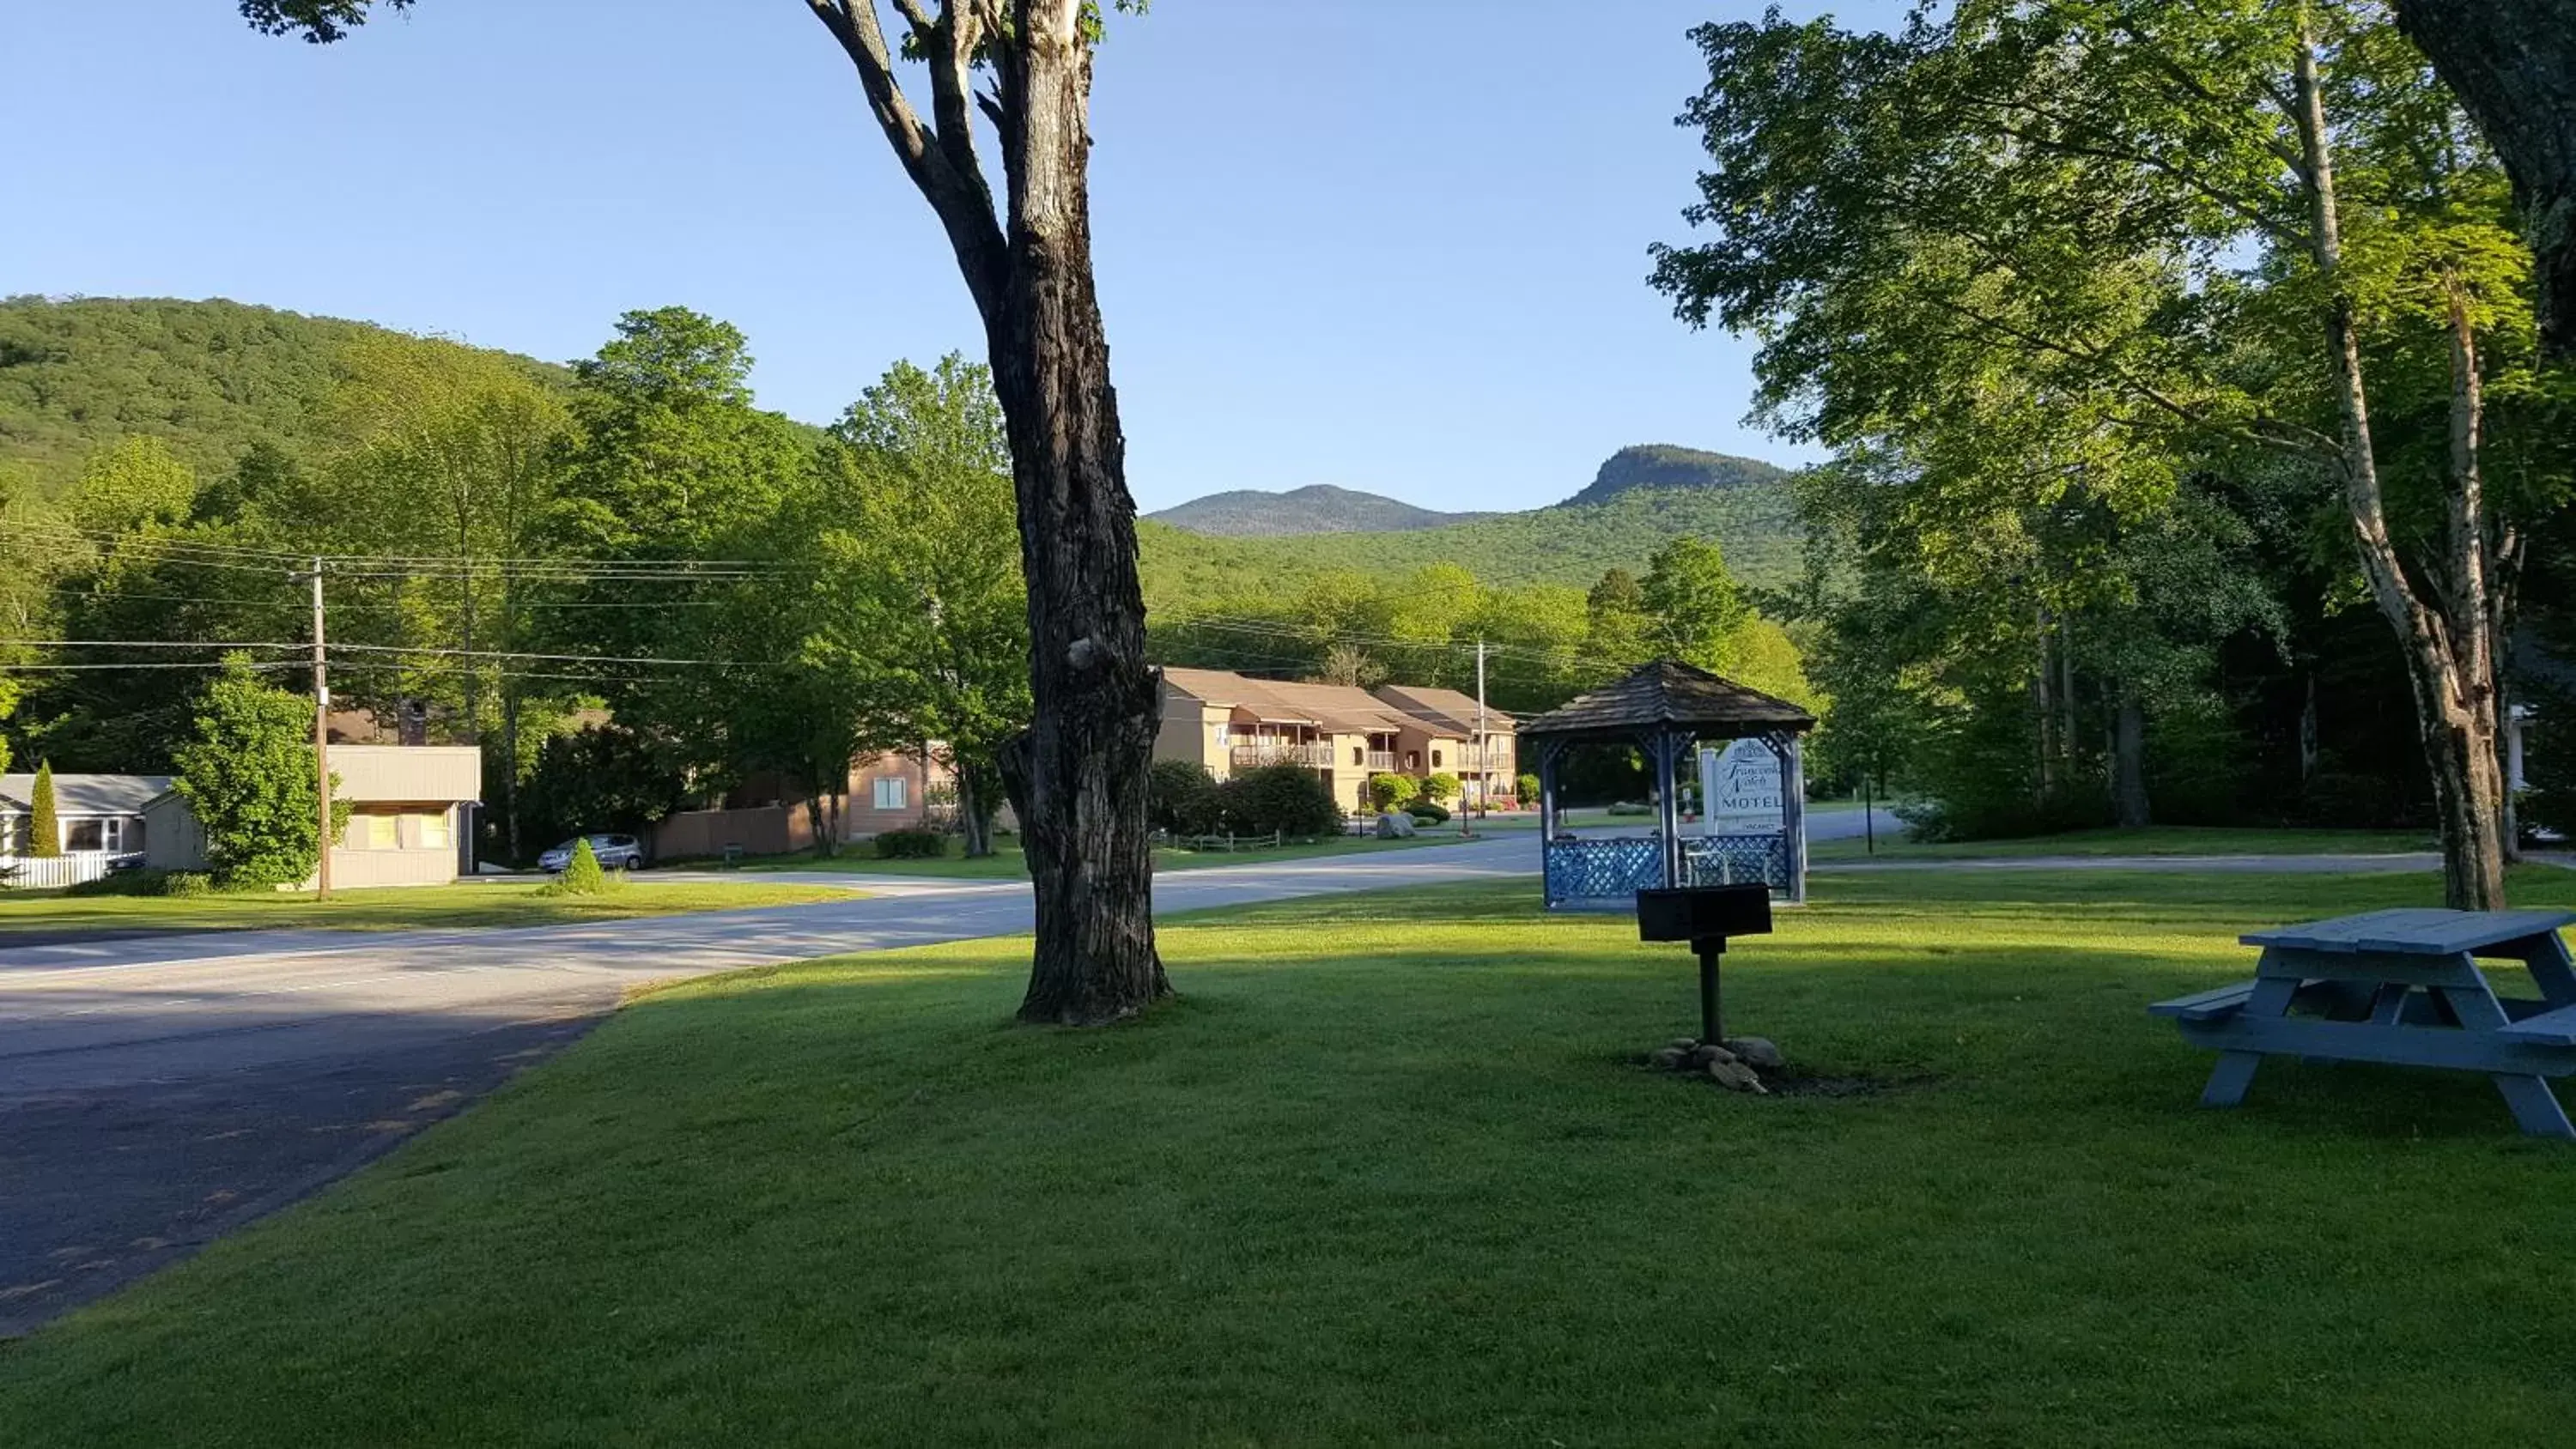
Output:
[{"left": 1, "top": 2, "right": 1893, "bottom": 513}]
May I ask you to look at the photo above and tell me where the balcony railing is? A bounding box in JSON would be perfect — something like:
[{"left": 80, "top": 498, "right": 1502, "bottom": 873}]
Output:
[
  {"left": 1364, "top": 750, "right": 1397, "bottom": 773},
  {"left": 1454, "top": 745, "right": 1511, "bottom": 773},
  {"left": 1231, "top": 741, "right": 1334, "bottom": 769}
]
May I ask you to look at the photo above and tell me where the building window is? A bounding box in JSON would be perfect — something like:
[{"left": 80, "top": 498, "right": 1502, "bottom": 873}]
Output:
[
  {"left": 1352, "top": 745, "right": 1364, "bottom": 766},
  {"left": 1431, "top": 749, "right": 1444, "bottom": 767},
  {"left": 872, "top": 777, "right": 908, "bottom": 811},
  {"left": 357, "top": 814, "right": 398, "bottom": 851},
  {"left": 66, "top": 819, "right": 105, "bottom": 852},
  {"left": 411, "top": 812, "right": 452, "bottom": 851}
]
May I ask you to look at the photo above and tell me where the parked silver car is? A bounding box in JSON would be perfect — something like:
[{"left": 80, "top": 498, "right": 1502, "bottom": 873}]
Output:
[{"left": 538, "top": 834, "right": 647, "bottom": 873}]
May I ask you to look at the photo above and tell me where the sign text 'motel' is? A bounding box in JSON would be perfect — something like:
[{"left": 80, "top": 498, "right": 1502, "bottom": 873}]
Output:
[{"left": 1700, "top": 737, "right": 1784, "bottom": 834}]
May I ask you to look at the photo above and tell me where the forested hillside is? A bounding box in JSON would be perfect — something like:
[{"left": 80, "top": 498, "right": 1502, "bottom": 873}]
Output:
[
  {"left": 1141, "top": 480, "right": 1799, "bottom": 603},
  {"left": 2, "top": 297, "right": 1804, "bottom": 604},
  {"left": 0, "top": 296, "right": 565, "bottom": 495}
]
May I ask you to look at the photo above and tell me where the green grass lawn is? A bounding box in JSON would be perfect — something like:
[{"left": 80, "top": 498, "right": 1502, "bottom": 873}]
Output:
[
  {"left": 9, "top": 865, "right": 2576, "bottom": 1446},
  {"left": 1811, "top": 822, "right": 2438, "bottom": 860},
  {"left": 0, "top": 878, "right": 854, "bottom": 938},
  {"left": 731, "top": 828, "right": 1494, "bottom": 880}
]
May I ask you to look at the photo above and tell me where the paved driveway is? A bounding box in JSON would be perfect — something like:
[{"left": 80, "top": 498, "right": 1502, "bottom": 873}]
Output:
[{"left": 0, "top": 838, "right": 1534, "bottom": 1334}]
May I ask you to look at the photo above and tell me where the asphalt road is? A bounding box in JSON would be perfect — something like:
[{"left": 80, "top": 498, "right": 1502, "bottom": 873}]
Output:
[
  {"left": 0, "top": 802, "right": 1908, "bottom": 1335},
  {"left": 0, "top": 837, "right": 1546, "bottom": 1335}
]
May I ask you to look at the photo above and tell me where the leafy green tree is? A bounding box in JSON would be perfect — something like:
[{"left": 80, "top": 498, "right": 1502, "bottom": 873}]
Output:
[
  {"left": 516, "top": 724, "right": 691, "bottom": 863},
  {"left": 325, "top": 330, "right": 572, "bottom": 857},
  {"left": 1639, "top": 537, "right": 1749, "bottom": 666},
  {"left": 796, "top": 355, "right": 1030, "bottom": 858},
  {"left": 27, "top": 760, "right": 61, "bottom": 858},
  {"left": 172, "top": 656, "right": 348, "bottom": 888},
  {"left": 1653, "top": 1, "right": 2541, "bottom": 905},
  {"left": 540, "top": 307, "right": 813, "bottom": 789}
]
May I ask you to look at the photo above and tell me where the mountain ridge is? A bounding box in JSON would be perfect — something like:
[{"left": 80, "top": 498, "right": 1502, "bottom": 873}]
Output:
[{"left": 1145, "top": 483, "right": 1492, "bottom": 537}]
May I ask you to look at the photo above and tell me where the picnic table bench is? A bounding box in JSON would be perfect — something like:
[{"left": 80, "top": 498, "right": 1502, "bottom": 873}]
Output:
[{"left": 2151, "top": 906, "right": 2576, "bottom": 1138}]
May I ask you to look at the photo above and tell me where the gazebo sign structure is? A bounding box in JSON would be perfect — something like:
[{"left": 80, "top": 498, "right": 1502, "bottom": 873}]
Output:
[{"left": 1519, "top": 659, "right": 1819, "bottom": 910}]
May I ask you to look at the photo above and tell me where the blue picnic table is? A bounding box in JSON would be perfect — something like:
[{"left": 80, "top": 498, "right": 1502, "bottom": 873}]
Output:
[{"left": 2151, "top": 906, "right": 2576, "bottom": 1138}]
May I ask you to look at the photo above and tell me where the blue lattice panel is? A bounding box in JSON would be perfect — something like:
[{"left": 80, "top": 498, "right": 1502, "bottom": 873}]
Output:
[
  {"left": 1543, "top": 836, "right": 1666, "bottom": 908},
  {"left": 1684, "top": 834, "right": 1789, "bottom": 890}
]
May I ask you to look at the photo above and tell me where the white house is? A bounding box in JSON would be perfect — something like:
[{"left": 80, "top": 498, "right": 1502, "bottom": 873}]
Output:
[{"left": 0, "top": 773, "right": 168, "bottom": 888}]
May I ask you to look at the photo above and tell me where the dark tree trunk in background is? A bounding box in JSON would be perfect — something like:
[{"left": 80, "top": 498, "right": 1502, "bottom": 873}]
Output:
[
  {"left": 957, "top": 758, "right": 996, "bottom": 858},
  {"left": 2112, "top": 694, "right": 2150, "bottom": 829},
  {"left": 811, "top": 0, "right": 1168, "bottom": 1023},
  {"left": 2397, "top": 0, "right": 2576, "bottom": 361}
]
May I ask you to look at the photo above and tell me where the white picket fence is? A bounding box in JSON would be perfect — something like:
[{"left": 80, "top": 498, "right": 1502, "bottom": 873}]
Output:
[{"left": 0, "top": 853, "right": 119, "bottom": 890}]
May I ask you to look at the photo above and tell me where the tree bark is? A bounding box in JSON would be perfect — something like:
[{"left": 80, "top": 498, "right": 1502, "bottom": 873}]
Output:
[
  {"left": 805, "top": 0, "right": 1167, "bottom": 1023},
  {"left": 2395, "top": 0, "right": 2576, "bottom": 361},
  {"left": 987, "top": 12, "right": 1168, "bottom": 1022},
  {"left": 2293, "top": 23, "right": 2509, "bottom": 909},
  {"left": 2112, "top": 692, "right": 2150, "bottom": 829}
]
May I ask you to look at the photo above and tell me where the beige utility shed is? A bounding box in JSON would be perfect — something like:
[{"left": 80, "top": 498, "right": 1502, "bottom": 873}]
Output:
[{"left": 142, "top": 744, "right": 483, "bottom": 888}]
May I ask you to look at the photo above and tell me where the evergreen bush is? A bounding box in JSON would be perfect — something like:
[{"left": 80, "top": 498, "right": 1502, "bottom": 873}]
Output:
[
  {"left": 27, "top": 761, "right": 61, "bottom": 858},
  {"left": 546, "top": 836, "right": 618, "bottom": 895}
]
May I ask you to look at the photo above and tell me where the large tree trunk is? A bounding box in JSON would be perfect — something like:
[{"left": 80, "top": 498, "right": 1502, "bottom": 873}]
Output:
[
  {"left": 989, "top": 21, "right": 1168, "bottom": 1024},
  {"left": 2396, "top": 0, "right": 2576, "bottom": 362},
  {"left": 809, "top": 0, "right": 1168, "bottom": 1022},
  {"left": 2112, "top": 693, "right": 2150, "bottom": 829},
  {"left": 2294, "top": 27, "right": 2510, "bottom": 909}
]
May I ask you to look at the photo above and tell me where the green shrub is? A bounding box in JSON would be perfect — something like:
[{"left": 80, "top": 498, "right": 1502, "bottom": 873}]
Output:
[
  {"left": 1516, "top": 772, "right": 1540, "bottom": 805},
  {"left": 1148, "top": 760, "right": 1223, "bottom": 835},
  {"left": 1364, "top": 773, "right": 1419, "bottom": 813},
  {"left": 1607, "top": 800, "right": 1653, "bottom": 817},
  {"left": 1406, "top": 800, "right": 1451, "bottom": 824},
  {"left": 546, "top": 836, "right": 618, "bottom": 896},
  {"left": 874, "top": 828, "right": 949, "bottom": 859},
  {"left": 61, "top": 868, "right": 217, "bottom": 899},
  {"left": 1421, "top": 772, "right": 1461, "bottom": 805},
  {"left": 1220, "top": 764, "right": 1342, "bottom": 838},
  {"left": 64, "top": 868, "right": 167, "bottom": 898}
]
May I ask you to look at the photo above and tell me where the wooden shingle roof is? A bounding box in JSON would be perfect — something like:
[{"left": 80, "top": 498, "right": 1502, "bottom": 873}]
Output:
[{"left": 1517, "top": 659, "right": 1816, "bottom": 742}]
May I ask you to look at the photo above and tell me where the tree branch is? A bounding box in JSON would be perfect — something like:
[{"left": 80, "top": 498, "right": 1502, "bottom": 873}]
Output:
[
  {"left": 803, "top": 1, "right": 1010, "bottom": 318},
  {"left": 1923, "top": 293, "right": 2342, "bottom": 460}
]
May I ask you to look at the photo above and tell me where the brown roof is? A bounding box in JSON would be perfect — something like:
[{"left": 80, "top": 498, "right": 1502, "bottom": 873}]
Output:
[
  {"left": 1160, "top": 668, "right": 1425, "bottom": 735},
  {"left": 1517, "top": 659, "right": 1816, "bottom": 741},
  {"left": 1372, "top": 684, "right": 1515, "bottom": 737}
]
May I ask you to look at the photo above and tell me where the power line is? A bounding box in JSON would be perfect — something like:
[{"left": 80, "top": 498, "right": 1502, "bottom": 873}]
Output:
[{"left": 0, "top": 519, "right": 806, "bottom": 573}]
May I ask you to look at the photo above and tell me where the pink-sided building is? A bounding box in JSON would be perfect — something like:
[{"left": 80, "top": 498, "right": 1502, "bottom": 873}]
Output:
[{"left": 650, "top": 748, "right": 1012, "bottom": 861}]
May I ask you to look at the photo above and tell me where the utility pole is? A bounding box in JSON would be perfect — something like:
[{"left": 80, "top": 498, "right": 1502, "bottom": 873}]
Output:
[
  {"left": 310, "top": 557, "right": 332, "bottom": 900},
  {"left": 1473, "top": 637, "right": 1488, "bottom": 834}
]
